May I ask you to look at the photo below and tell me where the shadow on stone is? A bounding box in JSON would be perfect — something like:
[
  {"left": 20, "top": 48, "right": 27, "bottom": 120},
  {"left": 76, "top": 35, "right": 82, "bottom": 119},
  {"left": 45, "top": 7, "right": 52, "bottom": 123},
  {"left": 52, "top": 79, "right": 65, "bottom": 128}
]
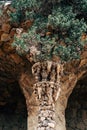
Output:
[
  {"left": 0, "top": 81, "right": 27, "bottom": 130},
  {"left": 66, "top": 75, "right": 87, "bottom": 130}
]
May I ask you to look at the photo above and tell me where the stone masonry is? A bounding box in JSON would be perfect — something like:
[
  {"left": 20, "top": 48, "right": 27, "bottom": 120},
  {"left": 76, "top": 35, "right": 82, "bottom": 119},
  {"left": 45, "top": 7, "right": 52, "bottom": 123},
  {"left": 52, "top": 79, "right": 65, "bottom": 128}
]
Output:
[{"left": 32, "top": 61, "right": 61, "bottom": 130}]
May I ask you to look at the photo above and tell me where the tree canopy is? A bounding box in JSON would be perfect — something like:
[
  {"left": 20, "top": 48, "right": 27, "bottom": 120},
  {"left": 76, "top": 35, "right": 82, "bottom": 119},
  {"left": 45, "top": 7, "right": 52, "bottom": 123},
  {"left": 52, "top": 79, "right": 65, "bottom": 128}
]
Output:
[{"left": 9, "top": 0, "right": 87, "bottom": 62}]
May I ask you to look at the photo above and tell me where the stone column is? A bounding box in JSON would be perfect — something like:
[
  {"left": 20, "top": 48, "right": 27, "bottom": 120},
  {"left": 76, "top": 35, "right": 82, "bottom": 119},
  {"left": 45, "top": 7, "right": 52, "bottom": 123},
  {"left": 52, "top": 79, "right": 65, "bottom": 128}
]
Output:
[
  {"left": 19, "top": 72, "right": 39, "bottom": 130},
  {"left": 19, "top": 60, "right": 87, "bottom": 130},
  {"left": 32, "top": 61, "right": 61, "bottom": 130}
]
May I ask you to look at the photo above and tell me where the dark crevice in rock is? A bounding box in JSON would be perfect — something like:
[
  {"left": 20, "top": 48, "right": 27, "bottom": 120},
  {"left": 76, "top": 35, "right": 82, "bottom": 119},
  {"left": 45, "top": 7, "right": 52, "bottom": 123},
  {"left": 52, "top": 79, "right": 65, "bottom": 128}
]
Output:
[{"left": 0, "top": 81, "right": 27, "bottom": 130}]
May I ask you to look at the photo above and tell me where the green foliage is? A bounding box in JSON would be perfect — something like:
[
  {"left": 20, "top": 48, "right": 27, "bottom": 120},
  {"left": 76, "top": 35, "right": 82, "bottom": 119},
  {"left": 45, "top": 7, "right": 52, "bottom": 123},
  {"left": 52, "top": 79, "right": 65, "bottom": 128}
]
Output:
[
  {"left": 0, "top": 1, "right": 4, "bottom": 16},
  {"left": 10, "top": 0, "right": 41, "bottom": 23},
  {"left": 47, "top": 6, "right": 87, "bottom": 60},
  {"left": 68, "top": 0, "right": 87, "bottom": 14},
  {"left": 12, "top": 0, "right": 87, "bottom": 62},
  {"left": 13, "top": 26, "right": 55, "bottom": 60},
  {"left": 13, "top": 27, "right": 39, "bottom": 54},
  {"left": 9, "top": 0, "right": 64, "bottom": 23},
  {"left": 48, "top": 7, "right": 75, "bottom": 30}
]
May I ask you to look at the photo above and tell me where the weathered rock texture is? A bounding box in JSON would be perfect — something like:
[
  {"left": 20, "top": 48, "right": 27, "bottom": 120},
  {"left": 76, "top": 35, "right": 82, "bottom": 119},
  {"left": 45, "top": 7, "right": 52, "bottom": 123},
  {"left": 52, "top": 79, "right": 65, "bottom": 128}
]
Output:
[
  {"left": 0, "top": 5, "right": 87, "bottom": 130},
  {"left": 32, "top": 62, "right": 61, "bottom": 130},
  {"left": 19, "top": 58, "right": 87, "bottom": 130}
]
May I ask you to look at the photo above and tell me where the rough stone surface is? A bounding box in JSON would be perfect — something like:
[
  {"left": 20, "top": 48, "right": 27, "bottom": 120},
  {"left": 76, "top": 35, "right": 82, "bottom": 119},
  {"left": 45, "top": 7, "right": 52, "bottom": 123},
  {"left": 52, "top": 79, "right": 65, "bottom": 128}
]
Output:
[
  {"left": 2, "top": 23, "right": 11, "bottom": 33},
  {"left": 1, "top": 33, "right": 10, "bottom": 42},
  {"left": 32, "top": 62, "right": 61, "bottom": 130}
]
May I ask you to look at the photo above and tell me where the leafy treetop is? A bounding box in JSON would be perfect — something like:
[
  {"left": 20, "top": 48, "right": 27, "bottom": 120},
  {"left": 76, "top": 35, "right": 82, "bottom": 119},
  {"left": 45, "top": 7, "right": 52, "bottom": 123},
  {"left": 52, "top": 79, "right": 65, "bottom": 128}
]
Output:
[{"left": 10, "top": 0, "right": 87, "bottom": 62}]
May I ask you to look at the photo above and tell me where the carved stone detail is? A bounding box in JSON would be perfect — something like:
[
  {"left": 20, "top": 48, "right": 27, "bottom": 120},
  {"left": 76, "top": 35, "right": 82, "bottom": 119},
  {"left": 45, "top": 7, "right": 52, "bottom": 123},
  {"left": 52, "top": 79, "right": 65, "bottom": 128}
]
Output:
[{"left": 32, "top": 61, "right": 61, "bottom": 130}]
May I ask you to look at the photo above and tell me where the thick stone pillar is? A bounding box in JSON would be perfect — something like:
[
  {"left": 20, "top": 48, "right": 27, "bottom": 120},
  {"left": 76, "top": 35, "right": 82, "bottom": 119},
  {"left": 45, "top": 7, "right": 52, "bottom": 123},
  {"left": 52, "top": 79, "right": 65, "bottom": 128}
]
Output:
[
  {"left": 19, "top": 62, "right": 86, "bottom": 130},
  {"left": 32, "top": 61, "right": 61, "bottom": 130},
  {"left": 19, "top": 72, "right": 39, "bottom": 130}
]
